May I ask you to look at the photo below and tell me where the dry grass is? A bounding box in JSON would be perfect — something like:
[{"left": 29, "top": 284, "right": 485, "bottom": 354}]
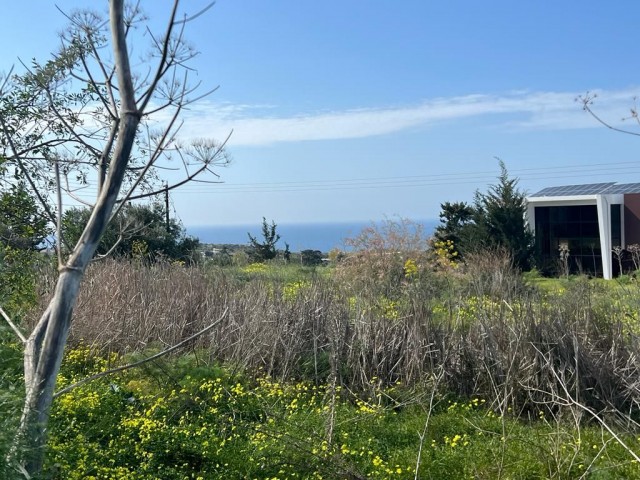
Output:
[{"left": 27, "top": 254, "right": 640, "bottom": 424}]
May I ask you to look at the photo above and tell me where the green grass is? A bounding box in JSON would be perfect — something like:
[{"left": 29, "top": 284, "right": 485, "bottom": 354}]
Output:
[
  {"left": 523, "top": 268, "right": 640, "bottom": 293},
  {"left": 34, "top": 348, "right": 640, "bottom": 479},
  {"left": 205, "top": 260, "right": 331, "bottom": 286}
]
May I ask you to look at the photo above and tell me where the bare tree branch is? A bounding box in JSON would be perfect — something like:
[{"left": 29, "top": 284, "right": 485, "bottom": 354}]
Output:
[
  {"left": 54, "top": 159, "right": 63, "bottom": 266},
  {"left": 579, "top": 93, "right": 640, "bottom": 138},
  {"left": 137, "top": 0, "right": 180, "bottom": 113},
  {"left": 175, "top": 2, "right": 216, "bottom": 25},
  {"left": 124, "top": 131, "right": 232, "bottom": 201},
  {"left": 0, "top": 306, "right": 26, "bottom": 344},
  {"left": 54, "top": 308, "right": 228, "bottom": 398},
  {"left": 111, "top": 102, "right": 184, "bottom": 214}
]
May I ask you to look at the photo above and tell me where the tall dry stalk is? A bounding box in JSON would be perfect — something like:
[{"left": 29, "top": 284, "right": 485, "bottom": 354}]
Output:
[{"left": 29, "top": 256, "right": 640, "bottom": 427}]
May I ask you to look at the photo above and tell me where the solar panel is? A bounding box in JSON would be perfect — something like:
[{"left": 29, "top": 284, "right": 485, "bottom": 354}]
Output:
[
  {"left": 532, "top": 183, "right": 615, "bottom": 197},
  {"left": 531, "top": 182, "right": 640, "bottom": 197},
  {"left": 602, "top": 183, "right": 640, "bottom": 194}
]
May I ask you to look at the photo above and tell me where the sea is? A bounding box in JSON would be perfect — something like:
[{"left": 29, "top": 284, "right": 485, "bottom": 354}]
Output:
[{"left": 187, "top": 220, "right": 439, "bottom": 253}]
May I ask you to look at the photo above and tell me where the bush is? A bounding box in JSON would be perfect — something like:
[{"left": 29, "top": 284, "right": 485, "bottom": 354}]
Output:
[{"left": 336, "top": 217, "right": 431, "bottom": 297}]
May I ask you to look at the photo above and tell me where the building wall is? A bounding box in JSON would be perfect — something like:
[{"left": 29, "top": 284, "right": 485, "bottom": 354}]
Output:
[{"left": 624, "top": 194, "right": 640, "bottom": 245}]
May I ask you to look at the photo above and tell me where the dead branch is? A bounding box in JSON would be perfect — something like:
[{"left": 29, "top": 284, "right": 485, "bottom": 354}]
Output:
[
  {"left": 54, "top": 307, "right": 228, "bottom": 399},
  {"left": 0, "top": 306, "right": 26, "bottom": 344}
]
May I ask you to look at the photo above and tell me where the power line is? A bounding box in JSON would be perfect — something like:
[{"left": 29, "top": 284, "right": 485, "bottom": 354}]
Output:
[
  {"left": 172, "top": 161, "right": 640, "bottom": 193},
  {"left": 179, "top": 160, "right": 640, "bottom": 189},
  {"left": 59, "top": 160, "right": 640, "bottom": 198}
]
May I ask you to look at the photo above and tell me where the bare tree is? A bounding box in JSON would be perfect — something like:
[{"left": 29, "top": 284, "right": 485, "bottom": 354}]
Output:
[
  {"left": 0, "top": 1, "right": 228, "bottom": 476},
  {"left": 579, "top": 92, "right": 640, "bottom": 137}
]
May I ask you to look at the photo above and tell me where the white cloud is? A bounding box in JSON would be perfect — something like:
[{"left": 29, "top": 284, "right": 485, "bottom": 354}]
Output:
[{"left": 174, "top": 88, "right": 640, "bottom": 146}]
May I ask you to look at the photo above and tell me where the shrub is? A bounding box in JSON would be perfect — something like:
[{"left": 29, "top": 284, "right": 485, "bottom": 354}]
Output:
[{"left": 336, "top": 217, "right": 431, "bottom": 298}]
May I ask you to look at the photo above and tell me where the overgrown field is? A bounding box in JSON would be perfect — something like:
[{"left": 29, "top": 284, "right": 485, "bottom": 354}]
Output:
[{"left": 3, "top": 247, "right": 640, "bottom": 478}]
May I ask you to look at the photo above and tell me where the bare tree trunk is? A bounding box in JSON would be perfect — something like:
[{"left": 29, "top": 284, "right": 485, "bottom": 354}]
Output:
[
  {"left": 10, "top": 118, "right": 140, "bottom": 478},
  {"left": 10, "top": 120, "right": 140, "bottom": 480},
  {"left": 12, "top": 271, "right": 80, "bottom": 474}
]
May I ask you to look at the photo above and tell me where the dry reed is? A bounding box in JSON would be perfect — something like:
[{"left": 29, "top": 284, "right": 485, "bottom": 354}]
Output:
[{"left": 27, "top": 255, "right": 640, "bottom": 423}]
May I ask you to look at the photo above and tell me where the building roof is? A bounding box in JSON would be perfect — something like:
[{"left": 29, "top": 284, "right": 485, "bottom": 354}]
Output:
[{"left": 531, "top": 182, "right": 640, "bottom": 197}]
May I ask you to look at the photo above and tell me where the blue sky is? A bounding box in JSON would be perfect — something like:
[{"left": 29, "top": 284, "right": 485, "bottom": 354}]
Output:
[{"left": 2, "top": 1, "right": 640, "bottom": 227}]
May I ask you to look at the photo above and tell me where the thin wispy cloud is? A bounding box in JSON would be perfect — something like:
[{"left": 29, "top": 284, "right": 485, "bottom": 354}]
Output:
[{"left": 175, "top": 88, "right": 640, "bottom": 146}]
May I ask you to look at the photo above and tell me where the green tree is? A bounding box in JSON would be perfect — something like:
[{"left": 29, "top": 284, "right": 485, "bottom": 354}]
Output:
[
  {"left": 0, "top": 182, "right": 51, "bottom": 250},
  {"left": 62, "top": 202, "right": 199, "bottom": 262},
  {"left": 473, "top": 161, "right": 533, "bottom": 270},
  {"left": 0, "top": 182, "right": 52, "bottom": 316},
  {"left": 433, "top": 201, "right": 476, "bottom": 258},
  {"left": 247, "top": 217, "right": 281, "bottom": 262}
]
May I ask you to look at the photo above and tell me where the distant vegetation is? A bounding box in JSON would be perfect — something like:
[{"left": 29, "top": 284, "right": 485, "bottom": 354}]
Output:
[
  {"left": 63, "top": 202, "right": 200, "bottom": 263},
  {"left": 247, "top": 217, "right": 281, "bottom": 262}
]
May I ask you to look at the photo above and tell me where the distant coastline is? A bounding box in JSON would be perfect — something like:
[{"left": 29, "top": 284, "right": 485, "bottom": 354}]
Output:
[{"left": 187, "top": 220, "right": 439, "bottom": 253}]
